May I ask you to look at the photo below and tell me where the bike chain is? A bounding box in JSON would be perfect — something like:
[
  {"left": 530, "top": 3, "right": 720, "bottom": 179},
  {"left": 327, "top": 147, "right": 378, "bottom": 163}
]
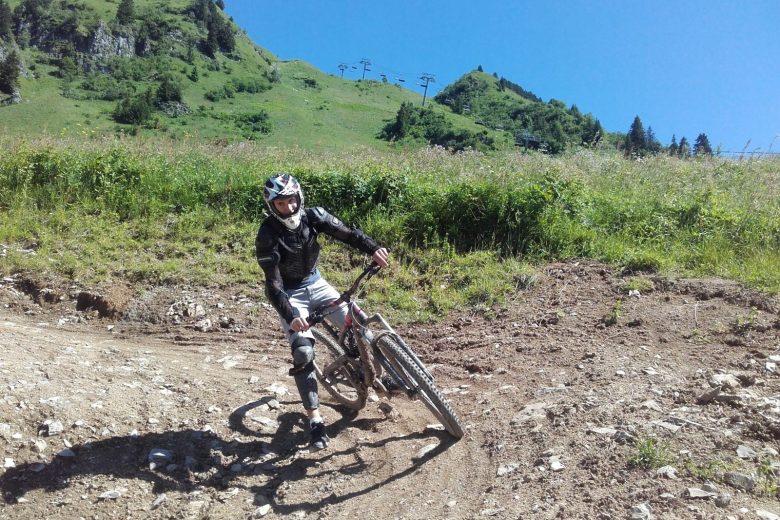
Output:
[{"left": 344, "top": 329, "right": 360, "bottom": 358}]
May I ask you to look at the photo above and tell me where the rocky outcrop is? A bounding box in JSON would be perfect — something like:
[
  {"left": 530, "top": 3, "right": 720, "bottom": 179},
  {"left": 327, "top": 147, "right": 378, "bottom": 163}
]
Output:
[{"left": 88, "top": 20, "right": 135, "bottom": 60}]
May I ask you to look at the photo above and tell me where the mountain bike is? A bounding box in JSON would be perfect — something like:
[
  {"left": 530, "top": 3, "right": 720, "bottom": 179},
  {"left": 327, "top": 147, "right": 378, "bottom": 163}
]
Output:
[{"left": 308, "top": 263, "right": 464, "bottom": 439}]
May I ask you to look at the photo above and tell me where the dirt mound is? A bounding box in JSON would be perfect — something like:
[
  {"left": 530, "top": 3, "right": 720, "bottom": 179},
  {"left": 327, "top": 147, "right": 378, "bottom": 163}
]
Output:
[{"left": 1, "top": 262, "right": 779, "bottom": 519}]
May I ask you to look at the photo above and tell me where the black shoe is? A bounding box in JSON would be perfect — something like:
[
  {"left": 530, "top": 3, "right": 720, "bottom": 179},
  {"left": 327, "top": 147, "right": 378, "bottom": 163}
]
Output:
[{"left": 309, "top": 421, "right": 330, "bottom": 451}]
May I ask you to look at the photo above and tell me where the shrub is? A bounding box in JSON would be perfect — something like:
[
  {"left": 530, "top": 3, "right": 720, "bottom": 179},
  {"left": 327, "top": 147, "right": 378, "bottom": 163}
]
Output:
[
  {"left": 113, "top": 90, "right": 154, "bottom": 125},
  {"left": 234, "top": 110, "right": 271, "bottom": 137},
  {"left": 155, "top": 74, "right": 182, "bottom": 104},
  {"left": 628, "top": 437, "right": 674, "bottom": 469}
]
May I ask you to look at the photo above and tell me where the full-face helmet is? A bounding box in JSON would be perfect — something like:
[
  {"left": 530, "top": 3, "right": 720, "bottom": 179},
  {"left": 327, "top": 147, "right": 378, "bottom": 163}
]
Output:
[{"left": 263, "top": 173, "right": 304, "bottom": 230}]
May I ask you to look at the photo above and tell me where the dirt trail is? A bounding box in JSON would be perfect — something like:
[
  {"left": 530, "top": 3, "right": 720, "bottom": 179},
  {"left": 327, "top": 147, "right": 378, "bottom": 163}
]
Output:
[{"left": 1, "top": 262, "right": 780, "bottom": 519}]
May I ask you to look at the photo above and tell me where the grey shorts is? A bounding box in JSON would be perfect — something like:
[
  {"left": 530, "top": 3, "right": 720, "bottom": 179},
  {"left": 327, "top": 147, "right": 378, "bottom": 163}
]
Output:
[{"left": 279, "top": 277, "right": 348, "bottom": 346}]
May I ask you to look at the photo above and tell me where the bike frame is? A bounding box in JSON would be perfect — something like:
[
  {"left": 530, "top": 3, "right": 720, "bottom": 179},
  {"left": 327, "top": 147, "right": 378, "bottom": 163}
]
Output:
[
  {"left": 309, "top": 264, "right": 433, "bottom": 390},
  {"left": 309, "top": 263, "right": 466, "bottom": 438}
]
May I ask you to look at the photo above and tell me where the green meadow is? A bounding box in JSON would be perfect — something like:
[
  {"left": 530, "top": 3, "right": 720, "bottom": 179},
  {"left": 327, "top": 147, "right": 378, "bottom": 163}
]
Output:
[{"left": 1, "top": 136, "right": 778, "bottom": 322}]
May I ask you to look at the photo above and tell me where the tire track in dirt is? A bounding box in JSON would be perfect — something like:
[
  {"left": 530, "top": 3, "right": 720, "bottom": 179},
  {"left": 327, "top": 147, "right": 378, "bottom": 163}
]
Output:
[
  {"left": 1, "top": 312, "right": 492, "bottom": 520},
  {"left": 3, "top": 262, "right": 780, "bottom": 519}
]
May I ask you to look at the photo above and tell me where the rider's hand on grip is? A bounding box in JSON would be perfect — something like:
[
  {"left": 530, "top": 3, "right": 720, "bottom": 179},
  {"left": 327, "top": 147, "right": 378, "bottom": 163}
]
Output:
[
  {"left": 372, "top": 247, "right": 389, "bottom": 268},
  {"left": 290, "top": 316, "right": 309, "bottom": 332}
]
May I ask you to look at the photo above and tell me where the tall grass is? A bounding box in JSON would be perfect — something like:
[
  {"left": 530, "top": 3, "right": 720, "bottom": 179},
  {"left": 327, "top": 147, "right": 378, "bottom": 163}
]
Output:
[{"left": 1, "top": 135, "right": 779, "bottom": 320}]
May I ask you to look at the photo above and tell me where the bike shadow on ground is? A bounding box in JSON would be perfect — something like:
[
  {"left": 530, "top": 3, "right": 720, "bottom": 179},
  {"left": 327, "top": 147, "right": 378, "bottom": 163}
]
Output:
[
  {"left": 0, "top": 397, "right": 304, "bottom": 503},
  {"left": 0, "top": 397, "right": 456, "bottom": 512},
  {"left": 228, "top": 397, "right": 459, "bottom": 517}
]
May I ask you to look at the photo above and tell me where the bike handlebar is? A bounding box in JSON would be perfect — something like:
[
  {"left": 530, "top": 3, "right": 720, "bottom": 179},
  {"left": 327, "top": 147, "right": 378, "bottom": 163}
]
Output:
[{"left": 307, "top": 262, "right": 382, "bottom": 326}]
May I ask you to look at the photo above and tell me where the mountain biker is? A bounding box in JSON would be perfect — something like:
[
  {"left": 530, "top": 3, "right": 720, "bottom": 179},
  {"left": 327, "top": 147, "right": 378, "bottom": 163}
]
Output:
[{"left": 255, "top": 173, "right": 389, "bottom": 451}]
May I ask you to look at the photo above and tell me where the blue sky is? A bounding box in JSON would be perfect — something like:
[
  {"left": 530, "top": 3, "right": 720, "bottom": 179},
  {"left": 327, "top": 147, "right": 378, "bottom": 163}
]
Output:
[{"left": 226, "top": 1, "right": 780, "bottom": 154}]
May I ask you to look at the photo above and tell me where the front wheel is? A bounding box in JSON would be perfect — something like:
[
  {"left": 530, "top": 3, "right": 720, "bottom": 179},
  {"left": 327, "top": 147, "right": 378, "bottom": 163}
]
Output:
[
  {"left": 376, "top": 336, "right": 465, "bottom": 439},
  {"left": 313, "top": 327, "right": 367, "bottom": 410}
]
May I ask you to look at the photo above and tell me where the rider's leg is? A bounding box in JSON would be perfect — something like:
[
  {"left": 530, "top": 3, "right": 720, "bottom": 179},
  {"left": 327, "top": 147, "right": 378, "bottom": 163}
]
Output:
[
  {"left": 278, "top": 287, "right": 329, "bottom": 449},
  {"left": 288, "top": 335, "right": 329, "bottom": 450},
  {"left": 289, "top": 336, "right": 318, "bottom": 411}
]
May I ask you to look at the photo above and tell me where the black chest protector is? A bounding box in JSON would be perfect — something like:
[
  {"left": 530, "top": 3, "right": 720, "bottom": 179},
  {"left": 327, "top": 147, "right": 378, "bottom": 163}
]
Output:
[
  {"left": 255, "top": 207, "right": 380, "bottom": 322},
  {"left": 263, "top": 211, "right": 321, "bottom": 285}
]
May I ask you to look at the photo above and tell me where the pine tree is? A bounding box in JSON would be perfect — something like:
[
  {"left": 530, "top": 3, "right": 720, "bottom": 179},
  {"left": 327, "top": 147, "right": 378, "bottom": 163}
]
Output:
[
  {"left": 668, "top": 134, "right": 678, "bottom": 156},
  {"left": 0, "top": 49, "right": 20, "bottom": 94},
  {"left": 216, "top": 0, "right": 225, "bottom": 10},
  {"left": 625, "top": 115, "right": 647, "bottom": 156},
  {"left": 384, "top": 101, "right": 416, "bottom": 139},
  {"left": 582, "top": 117, "right": 603, "bottom": 145},
  {"left": 202, "top": 28, "right": 217, "bottom": 57},
  {"left": 190, "top": 0, "right": 210, "bottom": 24},
  {"left": 116, "top": 0, "right": 134, "bottom": 24},
  {"left": 693, "top": 133, "right": 713, "bottom": 156},
  {"left": 0, "top": 0, "right": 13, "bottom": 42},
  {"left": 155, "top": 74, "right": 182, "bottom": 104},
  {"left": 678, "top": 136, "right": 690, "bottom": 158},
  {"left": 645, "top": 126, "right": 661, "bottom": 153}
]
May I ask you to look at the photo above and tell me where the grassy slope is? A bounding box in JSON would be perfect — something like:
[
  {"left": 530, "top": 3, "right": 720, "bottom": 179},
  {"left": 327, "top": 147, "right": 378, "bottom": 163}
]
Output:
[{"left": 1, "top": 0, "right": 503, "bottom": 150}]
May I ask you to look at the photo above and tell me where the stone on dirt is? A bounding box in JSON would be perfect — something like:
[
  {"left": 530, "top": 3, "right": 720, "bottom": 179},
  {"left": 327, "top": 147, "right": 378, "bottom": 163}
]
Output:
[
  {"left": 195, "top": 318, "right": 212, "bottom": 332},
  {"left": 42, "top": 420, "right": 64, "bottom": 436},
  {"left": 588, "top": 426, "right": 618, "bottom": 436},
  {"left": 628, "top": 503, "right": 652, "bottom": 519},
  {"left": 496, "top": 463, "right": 519, "bottom": 477},
  {"left": 714, "top": 493, "right": 731, "bottom": 507},
  {"left": 687, "top": 487, "right": 716, "bottom": 498},
  {"left": 723, "top": 471, "right": 756, "bottom": 491},
  {"left": 151, "top": 494, "right": 167, "bottom": 510},
  {"left": 736, "top": 445, "right": 758, "bottom": 459},
  {"left": 31, "top": 438, "right": 47, "bottom": 453},
  {"left": 709, "top": 373, "right": 740, "bottom": 390},
  {"left": 656, "top": 465, "right": 677, "bottom": 479},
  {"left": 265, "top": 382, "right": 289, "bottom": 396},
  {"left": 756, "top": 511, "right": 780, "bottom": 520},
  {"left": 612, "top": 430, "right": 635, "bottom": 444},
  {"left": 378, "top": 401, "right": 398, "bottom": 419},
  {"left": 148, "top": 448, "right": 174, "bottom": 463},
  {"left": 98, "top": 489, "right": 123, "bottom": 500},
  {"left": 511, "top": 402, "right": 548, "bottom": 425},
  {"left": 413, "top": 443, "right": 438, "bottom": 461},
  {"left": 253, "top": 504, "right": 272, "bottom": 517},
  {"left": 696, "top": 387, "right": 721, "bottom": 404}
]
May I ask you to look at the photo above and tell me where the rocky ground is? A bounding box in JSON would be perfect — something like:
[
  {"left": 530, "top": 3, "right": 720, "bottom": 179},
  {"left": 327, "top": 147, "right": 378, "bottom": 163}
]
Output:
[{"left": 1, "top": 261, "right": 779, "bottom": 520}]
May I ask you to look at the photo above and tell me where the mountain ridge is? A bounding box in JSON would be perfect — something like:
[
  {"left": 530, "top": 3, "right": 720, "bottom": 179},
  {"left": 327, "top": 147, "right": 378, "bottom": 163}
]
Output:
[{"left": 0, "top": 0, "right": 611, "bottom": 152}]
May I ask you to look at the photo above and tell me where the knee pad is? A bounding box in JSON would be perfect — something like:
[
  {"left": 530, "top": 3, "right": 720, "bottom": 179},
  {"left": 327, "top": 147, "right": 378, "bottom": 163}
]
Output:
[{"left": 290, "top": 337, "right": 315, "bottom": 372}]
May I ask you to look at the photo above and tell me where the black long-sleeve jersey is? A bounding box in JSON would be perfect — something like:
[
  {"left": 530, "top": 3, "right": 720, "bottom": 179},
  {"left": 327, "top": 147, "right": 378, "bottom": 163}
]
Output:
[{"left": 255, "top": 207, "right": 380, "bottom": 322}]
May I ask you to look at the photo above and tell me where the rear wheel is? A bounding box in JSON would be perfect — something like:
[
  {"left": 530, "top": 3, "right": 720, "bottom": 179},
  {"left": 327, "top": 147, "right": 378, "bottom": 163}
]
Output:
[
  {"left": 376, "top": 336, "right": 465, "bottom": 439},
  {"left": 313, "top": 327, "right": 367, "bottom": 410}
]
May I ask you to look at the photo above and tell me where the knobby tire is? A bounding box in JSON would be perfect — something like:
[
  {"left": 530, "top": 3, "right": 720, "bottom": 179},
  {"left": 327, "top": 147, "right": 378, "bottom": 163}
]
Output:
[{"left": 376, "top": 336, "right": 465, "bottom": 439}]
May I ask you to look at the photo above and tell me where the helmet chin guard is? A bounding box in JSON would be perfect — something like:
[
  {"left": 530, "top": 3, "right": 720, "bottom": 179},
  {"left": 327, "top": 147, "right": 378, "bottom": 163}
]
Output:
[{"left": 263, "top": 173, "right": 304, "bottom": 230}]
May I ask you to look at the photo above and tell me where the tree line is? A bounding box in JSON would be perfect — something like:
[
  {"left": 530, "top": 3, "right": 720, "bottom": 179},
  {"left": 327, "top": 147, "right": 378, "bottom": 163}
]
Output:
[{"left": 624, "top": 115, "right": 713, "bottom": 158}]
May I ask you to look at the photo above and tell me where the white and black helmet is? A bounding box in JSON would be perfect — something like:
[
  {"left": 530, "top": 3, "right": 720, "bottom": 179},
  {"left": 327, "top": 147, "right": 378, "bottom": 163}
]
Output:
[{"left": 263, "top": 173, "right": 304, "bottom": 230}]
